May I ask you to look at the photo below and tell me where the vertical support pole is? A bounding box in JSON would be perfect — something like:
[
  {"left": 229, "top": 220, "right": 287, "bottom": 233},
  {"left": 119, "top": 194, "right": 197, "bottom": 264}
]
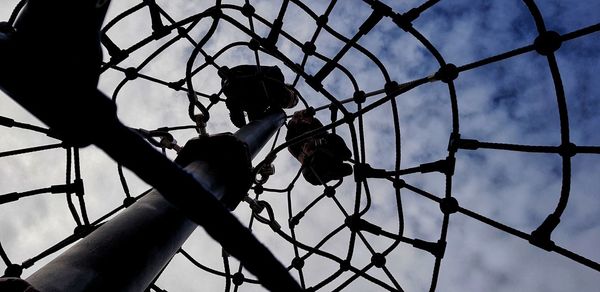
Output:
[{"left": 24, "top": 111, "right": 285, "bottom": 292}]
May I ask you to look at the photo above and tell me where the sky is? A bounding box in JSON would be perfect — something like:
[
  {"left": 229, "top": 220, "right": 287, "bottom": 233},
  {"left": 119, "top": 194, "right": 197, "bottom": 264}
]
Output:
[{"left": 1, "top": 0, "right": 599, "bottom": 291}]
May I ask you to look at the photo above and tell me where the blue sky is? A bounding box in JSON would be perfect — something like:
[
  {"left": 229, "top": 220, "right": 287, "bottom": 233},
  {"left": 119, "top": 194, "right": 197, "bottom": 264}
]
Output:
[{"left": 1, "top": 0, "right": 599, "bottom": 291}]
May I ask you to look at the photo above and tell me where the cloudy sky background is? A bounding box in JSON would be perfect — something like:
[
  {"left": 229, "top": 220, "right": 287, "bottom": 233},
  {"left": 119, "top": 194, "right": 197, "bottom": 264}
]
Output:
[{"left": 1, "top": 0, "right": 599, "bottom": 291}]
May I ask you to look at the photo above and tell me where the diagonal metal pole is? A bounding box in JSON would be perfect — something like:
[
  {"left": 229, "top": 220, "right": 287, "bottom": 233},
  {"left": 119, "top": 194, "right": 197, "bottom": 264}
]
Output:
[{"left": 24, "top": 111, "right": 285, "bottom": 292}]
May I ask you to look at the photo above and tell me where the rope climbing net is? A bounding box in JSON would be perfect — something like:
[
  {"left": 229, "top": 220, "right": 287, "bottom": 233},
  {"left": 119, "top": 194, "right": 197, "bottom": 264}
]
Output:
[{"left": 1, "top": 0, "right": 599, "bottom": 291}]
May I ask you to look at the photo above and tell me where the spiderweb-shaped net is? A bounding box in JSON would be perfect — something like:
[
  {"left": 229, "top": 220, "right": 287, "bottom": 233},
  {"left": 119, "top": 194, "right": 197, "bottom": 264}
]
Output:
[{"left": 1, "top": 0, "right": 599, "bottom": 291}]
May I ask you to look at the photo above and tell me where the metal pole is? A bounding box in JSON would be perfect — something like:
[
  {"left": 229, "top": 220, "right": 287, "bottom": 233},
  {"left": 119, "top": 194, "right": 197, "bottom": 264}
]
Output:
[{"left": 25, "top": 111, "right": 285, "bottom": 292}]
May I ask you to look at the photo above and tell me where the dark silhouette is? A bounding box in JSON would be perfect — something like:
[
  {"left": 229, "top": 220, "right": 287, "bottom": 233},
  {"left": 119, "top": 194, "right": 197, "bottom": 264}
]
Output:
[
  {"left": 0, "top": 277, "right": 40, "bottom": 292},
  {"left": 286, "top": 109, "right": 353, "bottom": 185},
  {"left": 0, "top": 1, "right": 302, "bottom": 292},
  {"left": 0, "top": 0, "right": 599, "bottom": 291},
  {"left": 220, "top": 65, "right": 298, "bottom": 127}
]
